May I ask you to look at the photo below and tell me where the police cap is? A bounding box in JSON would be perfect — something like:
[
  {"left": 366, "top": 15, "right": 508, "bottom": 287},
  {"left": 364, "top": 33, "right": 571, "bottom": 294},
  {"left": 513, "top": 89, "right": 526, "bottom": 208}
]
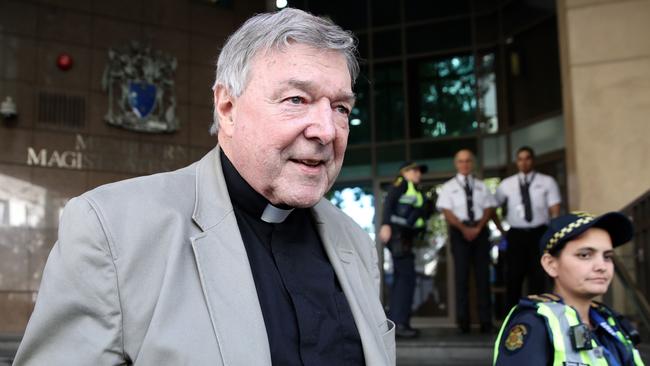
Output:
[{"left": 540, "top": 211, "right": 634, "bottom": 254}]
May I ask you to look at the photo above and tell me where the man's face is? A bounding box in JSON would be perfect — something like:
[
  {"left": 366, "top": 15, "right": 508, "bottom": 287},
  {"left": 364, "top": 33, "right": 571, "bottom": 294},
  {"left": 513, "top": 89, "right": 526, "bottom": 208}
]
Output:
[
  {"left": 544, "top": 228, "right": 614, "bottom": 301},
  {"left": 216, "top": 44, "right": 354, "bottom": 208},
  {"left": 454, "top": 150, "right": 473, "bottom": 176},
  {"left": 516, "top": 150, "right": 534, "bottom": 174}
]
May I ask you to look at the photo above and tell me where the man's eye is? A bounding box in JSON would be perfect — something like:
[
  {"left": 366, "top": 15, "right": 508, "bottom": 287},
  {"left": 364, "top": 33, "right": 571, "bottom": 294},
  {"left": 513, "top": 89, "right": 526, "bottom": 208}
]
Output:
[
  {"left": 287, "top": 96, "right": 304, "bottom": 104},
  {"left": 335, "top": 105, "right": 350, "bottom": 115}
]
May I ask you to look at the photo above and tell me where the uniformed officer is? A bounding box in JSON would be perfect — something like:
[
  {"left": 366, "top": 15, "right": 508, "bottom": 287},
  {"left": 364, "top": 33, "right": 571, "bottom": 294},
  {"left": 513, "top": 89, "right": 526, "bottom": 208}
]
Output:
[
  {"left": 379, "top": 161, "right": 431, "bottom": 338},
  {"left": 496, "top": 146, "right": 562, "bottom": 309},
  {"left": 436, "top": 149, "right": 497, "bottom": 333},
  {"left": 493, "top": 211, "right": 645, "bottom": 366}
]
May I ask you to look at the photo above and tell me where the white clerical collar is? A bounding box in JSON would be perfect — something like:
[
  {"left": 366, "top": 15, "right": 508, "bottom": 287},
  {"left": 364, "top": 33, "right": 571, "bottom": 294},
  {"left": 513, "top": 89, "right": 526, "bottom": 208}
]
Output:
[{"left": 261, "top": 204, "right": 294, "bottom": 224}]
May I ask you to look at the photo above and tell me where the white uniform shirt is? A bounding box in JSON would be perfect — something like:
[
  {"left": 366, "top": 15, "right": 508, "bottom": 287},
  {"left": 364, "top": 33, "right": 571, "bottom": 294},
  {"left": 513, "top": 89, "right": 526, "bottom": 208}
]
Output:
[
  {"left": 495, "top": 171, "right": 561, "bottom": 228},
  {"left": 436, "top": 174, "right": 497, "bottom": 222}
]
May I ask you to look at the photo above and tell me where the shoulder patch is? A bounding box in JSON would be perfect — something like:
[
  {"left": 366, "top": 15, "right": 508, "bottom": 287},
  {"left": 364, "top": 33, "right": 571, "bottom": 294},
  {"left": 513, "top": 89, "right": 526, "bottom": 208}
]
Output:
[
  {"left": 504, "top": 323, "right": 529, "bottom": 353},
  {"left": 393, "top": 177, "right": 403, "bottom": 187},
  {"left": 526, "top": 293, "right": 560, "bottom": 303}
]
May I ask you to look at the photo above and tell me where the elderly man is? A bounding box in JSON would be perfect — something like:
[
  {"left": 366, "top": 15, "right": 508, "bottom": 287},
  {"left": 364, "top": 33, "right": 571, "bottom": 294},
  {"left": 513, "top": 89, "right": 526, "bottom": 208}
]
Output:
[
  {"left": 436, "top": 149, "right": 497, "bottom": 334},
  {"left": 14, "top": 8, "right": 394, "bottom": 366}
]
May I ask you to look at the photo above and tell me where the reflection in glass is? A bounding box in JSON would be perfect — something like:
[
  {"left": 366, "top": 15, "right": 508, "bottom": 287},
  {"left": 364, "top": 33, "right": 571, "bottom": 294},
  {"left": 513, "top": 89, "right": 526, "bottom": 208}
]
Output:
[
  {"left": 411, "top": 138, "right": 477, "bottom": 173},
  {"left": 477, "top": 53, "right": 499, "bottom": 133},
  {"left": 339, "top": 148, "right": 371, "bottom": 179},
  {"left": 349, "top": 67, "right": 371, "bottom": 145},
  {"left": 374, "top": 62, "right": 405, "bottom": 141},
  {"left": 376, "top": 145, "right": 406, "bottom": 177},
  {"left": 0, "top": 174, "right": 46, "bottom": 228},
  {"left": 411, "top": 55, "right": 477, "bottom": 138},
  {"left": 328, "top": 185, "right": 375, "bottom": 239},
  {"left": 409, "top": 53, "right": 498, "bottom": 139}
]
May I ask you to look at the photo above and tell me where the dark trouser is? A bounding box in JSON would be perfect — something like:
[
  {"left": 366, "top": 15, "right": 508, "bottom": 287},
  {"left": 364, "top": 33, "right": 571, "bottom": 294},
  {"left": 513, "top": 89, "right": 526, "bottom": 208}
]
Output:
[
  {"left": 505, "top": 226, "right": 548, "bottom": 310},
  {"left": 388, "top": 253, "right": 416, "bottom": 327},
  {"left": 387, "top": 226, "right": 417, "bottom": 326},
  {"left": 449, "top": 226, "right": 492, "bottom": 328}
]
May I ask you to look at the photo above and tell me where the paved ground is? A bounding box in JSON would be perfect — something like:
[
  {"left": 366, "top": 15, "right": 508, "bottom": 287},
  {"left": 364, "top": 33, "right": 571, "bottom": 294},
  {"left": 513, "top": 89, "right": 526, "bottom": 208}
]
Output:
[
  {"left": 397, "top": 327, "right": 494, "bottom": 366},
  {"left": 2, "top": 328, "right": 649, "bottom": 365}
]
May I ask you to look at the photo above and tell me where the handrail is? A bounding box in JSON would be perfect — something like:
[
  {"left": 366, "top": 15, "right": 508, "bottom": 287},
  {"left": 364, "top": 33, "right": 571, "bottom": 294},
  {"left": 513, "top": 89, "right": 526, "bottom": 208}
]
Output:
[
  {"left": 612, "top": 255, "right": 650, "bottom": 333},
  {"left": 610, "top": 189, "right": 650, "bottom": 334}
]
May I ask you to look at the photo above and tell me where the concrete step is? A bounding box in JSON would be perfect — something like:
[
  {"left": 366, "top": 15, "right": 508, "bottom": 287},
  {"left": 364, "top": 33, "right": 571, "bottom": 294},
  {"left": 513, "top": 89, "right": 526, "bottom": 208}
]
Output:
[{"left": 397, "top": 327, "right": 494, "bottom": 366}]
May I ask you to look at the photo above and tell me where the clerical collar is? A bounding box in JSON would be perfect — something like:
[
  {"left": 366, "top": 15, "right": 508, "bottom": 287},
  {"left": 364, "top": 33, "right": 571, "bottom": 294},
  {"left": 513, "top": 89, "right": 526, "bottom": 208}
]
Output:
[{"left": 220, "top": 150, "right": 294, "bottom": 223}]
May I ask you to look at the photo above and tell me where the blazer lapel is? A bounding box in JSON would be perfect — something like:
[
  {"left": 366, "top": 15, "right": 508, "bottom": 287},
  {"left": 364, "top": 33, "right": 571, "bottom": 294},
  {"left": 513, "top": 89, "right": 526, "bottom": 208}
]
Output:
[
  {"left": 190, "top": 147, "right": 271, "bottom": 365},
  {"left": 312, "top": 201, "right": 391, "bottom": 366}
]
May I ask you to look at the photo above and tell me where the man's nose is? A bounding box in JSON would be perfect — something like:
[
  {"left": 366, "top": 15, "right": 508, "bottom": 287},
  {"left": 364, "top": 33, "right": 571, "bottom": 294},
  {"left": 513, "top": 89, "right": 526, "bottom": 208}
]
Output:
[{"left": 304, "top": 99, "right": 336, "bottom": 145}]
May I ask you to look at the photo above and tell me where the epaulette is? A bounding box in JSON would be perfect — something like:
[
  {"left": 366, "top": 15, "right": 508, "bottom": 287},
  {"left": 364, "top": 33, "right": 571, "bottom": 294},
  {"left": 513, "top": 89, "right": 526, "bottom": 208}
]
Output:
[
  {"left": 393, "top": 177, "right": 403, "bottom": 187},
  {"left": 528, "top": 293, "right": 561, "bottom": 302},
  {"left": 517, "top": 293, "right": 560, "bottom": 309}
]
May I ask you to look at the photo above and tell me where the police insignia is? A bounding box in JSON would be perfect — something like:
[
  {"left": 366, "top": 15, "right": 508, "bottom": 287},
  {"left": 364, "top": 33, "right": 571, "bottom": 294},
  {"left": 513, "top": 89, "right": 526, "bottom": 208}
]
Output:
[{"left": 504, "top": 324, "right": 528, "bottom": 352}]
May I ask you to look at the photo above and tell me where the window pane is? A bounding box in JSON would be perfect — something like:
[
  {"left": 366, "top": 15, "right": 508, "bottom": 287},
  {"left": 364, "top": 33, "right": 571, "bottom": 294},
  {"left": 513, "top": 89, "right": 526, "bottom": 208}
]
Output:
[
  {"left": 372, "top": 29, "right": 401, "bottom": 59},
  {"left": 328, "top": 183, "right": 375, "bottom": 239},
  {"left": 408, "top": 55, "right": 478, "bottom": 139},
  {"left": 376, "top": 144, "right": 406, "bottom": 177},
  {"left": 483, "top": 134, "right": 507, "bottom": 168},
  {"left": 373, "top": 62, "right": 405, "bottom": 141},
  {"left": 410, "top": 138, "right": 477, "bottom": 173},
  {"left": 510, "top": 115, "right": 564, "bottom": 160},
  {"left": 349, "top": 67, "right": 371, "bottom": 145},
  {"left": 406, "top": 19, "right": 471, "bottom": 54},
  {"left": 404, "top": 0, "right": 470, "bottom": 22},
  {"left": 477, "top": 53, "right": 499, "bottom": 133},
  {"left": 371, "top": 1, "right": 401, "bottom": 27},
  {"left": 307, "top": 0, "right": 368, "bottom": 31},
  {"left": 339, "top": 147, "right": 371, "bottom": 179}
]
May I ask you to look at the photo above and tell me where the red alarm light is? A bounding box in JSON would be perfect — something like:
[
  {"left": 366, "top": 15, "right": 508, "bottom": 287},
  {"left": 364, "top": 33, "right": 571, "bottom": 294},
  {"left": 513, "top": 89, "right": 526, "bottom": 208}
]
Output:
[{"left": 56, "top": 53, "right": 73, "bottom": 71}]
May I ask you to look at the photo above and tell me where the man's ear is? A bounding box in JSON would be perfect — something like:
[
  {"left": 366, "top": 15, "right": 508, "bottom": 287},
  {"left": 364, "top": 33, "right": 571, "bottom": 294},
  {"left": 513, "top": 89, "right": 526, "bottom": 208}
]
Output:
[
  {"left": 540, "top": 253, "right": 558, "bottom": 278},
  {"left": 214, "top": 85, "right": 236, "bottom": 137}
]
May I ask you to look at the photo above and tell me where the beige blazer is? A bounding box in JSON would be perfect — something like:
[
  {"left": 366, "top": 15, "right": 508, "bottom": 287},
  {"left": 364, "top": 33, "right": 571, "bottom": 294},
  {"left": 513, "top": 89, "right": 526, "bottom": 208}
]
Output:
[{"left": 13, "top": 148, "right": 395, "bottom": 366}]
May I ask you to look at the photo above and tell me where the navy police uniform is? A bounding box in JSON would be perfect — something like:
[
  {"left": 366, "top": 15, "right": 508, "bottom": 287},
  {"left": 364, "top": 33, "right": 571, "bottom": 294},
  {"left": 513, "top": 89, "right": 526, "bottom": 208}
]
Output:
[
  {"left": 494, "top": 211, "right": 645, "bottom": 366},
  {"left": 382, "top": 162, "right": 431, "bottom": 336},
  {"left": 494, "top": 294, "right": 644, "bottom": 366}
]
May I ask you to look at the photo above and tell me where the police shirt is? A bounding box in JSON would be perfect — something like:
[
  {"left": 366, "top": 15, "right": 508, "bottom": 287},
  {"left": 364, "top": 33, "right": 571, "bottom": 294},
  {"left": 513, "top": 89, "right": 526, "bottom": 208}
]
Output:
[
  {"left": 495, "top": 301, "right": 635, "bottom": 366},
  {"left": 436, "top": 174, "right": 497, "bottom": 222},
  {"left": 495, "top": 172, "right": 561, "bottom": 228},
  {"left": 220, "top": 151, "right": 365, "bottom": 366}
]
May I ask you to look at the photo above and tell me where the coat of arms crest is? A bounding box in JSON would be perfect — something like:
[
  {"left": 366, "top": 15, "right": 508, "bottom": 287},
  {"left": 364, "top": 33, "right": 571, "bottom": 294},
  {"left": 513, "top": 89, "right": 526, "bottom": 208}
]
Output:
[{"left": 101, "top": 41, "right": 179, "bottom": 133}]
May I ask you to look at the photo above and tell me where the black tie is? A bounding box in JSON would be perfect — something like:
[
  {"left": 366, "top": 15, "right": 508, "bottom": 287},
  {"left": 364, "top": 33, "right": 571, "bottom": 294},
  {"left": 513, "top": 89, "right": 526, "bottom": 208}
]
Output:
[
  {"left": 520, "top": 175, "right": 533, "bottom": 222},
  {"left": 464, "top": 177, "right": 474, "bottom": 223}
]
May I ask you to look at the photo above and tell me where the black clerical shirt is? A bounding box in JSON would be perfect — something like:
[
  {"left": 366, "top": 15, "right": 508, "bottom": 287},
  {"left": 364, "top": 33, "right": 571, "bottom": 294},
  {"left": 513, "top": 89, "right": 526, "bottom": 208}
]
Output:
[{"left": 220, "top": 152, "right": 365, "bottom": 366}]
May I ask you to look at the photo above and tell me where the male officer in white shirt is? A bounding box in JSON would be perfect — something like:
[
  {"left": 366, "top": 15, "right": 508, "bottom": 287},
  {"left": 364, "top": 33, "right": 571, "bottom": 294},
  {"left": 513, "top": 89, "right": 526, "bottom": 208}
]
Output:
[
  {"left": 436, "top": 149, "right": 497, "bottom": 334},
  {"left": 495, "top": 146, "right": 561, "bottom": 310}
]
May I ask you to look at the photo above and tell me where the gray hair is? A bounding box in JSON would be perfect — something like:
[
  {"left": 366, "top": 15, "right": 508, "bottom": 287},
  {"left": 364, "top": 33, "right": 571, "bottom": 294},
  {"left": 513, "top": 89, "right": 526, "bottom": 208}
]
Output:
[{"left": 209, "top": 7, "right": 359, "bottom": 135}]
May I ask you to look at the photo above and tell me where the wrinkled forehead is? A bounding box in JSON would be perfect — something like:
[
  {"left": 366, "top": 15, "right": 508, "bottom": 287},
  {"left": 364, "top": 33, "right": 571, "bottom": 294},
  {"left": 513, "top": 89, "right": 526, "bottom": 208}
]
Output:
[{"left": 249, "top": 42, "right": 353, "bottom": 84}]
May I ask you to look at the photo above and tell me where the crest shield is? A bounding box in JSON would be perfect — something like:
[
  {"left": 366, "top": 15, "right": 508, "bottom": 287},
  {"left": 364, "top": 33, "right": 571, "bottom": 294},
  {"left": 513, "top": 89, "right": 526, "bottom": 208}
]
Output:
[
  {"left": 128, "top": 82, "right": 157, "bottom": 118},
  {"left": 102, "top": 41, "right": 179, "bottom": 133}
]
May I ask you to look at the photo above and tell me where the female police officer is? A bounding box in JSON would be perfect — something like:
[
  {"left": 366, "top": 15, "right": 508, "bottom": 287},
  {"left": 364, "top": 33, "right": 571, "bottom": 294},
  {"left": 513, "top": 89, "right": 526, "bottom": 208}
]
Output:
[{"left": 493, "top": 211, "right": 645, "bottom": 366}]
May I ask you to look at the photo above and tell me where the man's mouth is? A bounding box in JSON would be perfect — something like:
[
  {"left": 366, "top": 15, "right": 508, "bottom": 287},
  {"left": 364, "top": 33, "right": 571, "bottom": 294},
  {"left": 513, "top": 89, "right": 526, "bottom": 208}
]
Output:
[{"left": 292, "top": 159, "right": 324, "bottom": 167}]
